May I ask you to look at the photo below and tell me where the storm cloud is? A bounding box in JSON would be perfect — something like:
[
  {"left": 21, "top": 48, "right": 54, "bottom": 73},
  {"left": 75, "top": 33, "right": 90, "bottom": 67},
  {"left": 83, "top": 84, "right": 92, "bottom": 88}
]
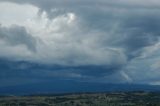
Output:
[
  {"left": 0, "top": 0, "right": 160, "bottom": 86},
  {"left": 0, "top": 25, "right": 37, "bottom": 52}
]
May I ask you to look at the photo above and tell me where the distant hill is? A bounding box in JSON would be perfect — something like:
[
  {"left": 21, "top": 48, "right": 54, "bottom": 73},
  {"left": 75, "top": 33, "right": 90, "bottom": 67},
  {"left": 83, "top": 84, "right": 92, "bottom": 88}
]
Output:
[{"left": 0, "top": 80, "right": 160, "bottom": 95}]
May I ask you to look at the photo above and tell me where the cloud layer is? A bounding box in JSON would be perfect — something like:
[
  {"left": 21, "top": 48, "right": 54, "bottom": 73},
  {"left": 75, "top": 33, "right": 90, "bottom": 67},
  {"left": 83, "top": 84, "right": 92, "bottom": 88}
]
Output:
[{"left": 0, "top": 0, "right": 160, "bottom": 86}]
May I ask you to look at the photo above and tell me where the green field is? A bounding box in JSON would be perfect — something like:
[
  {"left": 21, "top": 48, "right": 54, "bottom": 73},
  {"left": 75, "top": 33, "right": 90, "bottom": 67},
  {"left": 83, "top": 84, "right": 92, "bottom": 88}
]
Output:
[{"left": 0, "top": 92, "right": 160, "bottom": 106}]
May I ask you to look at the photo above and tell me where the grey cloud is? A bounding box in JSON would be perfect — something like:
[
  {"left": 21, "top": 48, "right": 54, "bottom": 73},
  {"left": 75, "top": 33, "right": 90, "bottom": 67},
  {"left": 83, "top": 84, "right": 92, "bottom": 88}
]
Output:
[
  {"left": 0, "top": 1, "right": 158, "bottom": 60},
  {"left": 0, "top": 25, "right": 37, "bottom": 52},
  {"left": 1, "top": 0, "right": 160, "bottom": 84},
  {"left": 2, "top": 0, "right": 160, "bottom": 9},
  {"left": 88, "top": 9, "right": 160, "bottom": 59},
  {"left": 117, "top": 13, "right": 160, "bottom": 59},
  {"left": 2, "top": 0, "right": 160, "bottom": 20}
]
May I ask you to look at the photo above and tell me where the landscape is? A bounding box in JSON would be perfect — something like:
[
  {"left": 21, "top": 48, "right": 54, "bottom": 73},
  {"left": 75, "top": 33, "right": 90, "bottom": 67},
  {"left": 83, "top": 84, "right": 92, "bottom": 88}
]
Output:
[
  {"left": 0, "top": 92, "right": 160, "bottom": 106},
  {"left": 0, "top": 0, "right": 160, "bottom": 105}
]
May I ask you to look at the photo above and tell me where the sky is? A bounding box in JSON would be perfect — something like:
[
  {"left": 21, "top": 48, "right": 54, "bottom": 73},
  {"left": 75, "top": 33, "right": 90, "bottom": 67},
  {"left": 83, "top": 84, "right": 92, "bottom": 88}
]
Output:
[{"left": 0, "top": 0, "right": 160, "bottom": 88}]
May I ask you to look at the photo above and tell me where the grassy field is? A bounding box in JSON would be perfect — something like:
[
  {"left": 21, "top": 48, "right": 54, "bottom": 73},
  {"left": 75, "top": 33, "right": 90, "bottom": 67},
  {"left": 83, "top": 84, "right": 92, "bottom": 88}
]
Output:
[{"left": 0, "top": 92, "right": 160, "bottom": 106}]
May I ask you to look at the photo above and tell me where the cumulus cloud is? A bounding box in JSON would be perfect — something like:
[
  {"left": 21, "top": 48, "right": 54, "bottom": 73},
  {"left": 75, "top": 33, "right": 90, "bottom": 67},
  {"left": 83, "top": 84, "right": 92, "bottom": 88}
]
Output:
[
  {"left": 0, "top": 2, "right": 127, "bottom": 67},
  {"left": 0, "top": 0, "right": 160, "bottom": 85}
]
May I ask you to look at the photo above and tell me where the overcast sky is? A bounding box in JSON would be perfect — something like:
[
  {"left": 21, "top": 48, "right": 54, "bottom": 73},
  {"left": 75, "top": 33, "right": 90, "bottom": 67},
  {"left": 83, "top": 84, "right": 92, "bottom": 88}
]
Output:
[{"left": 0, "top": 0, "right": 160, "bottom": 87}]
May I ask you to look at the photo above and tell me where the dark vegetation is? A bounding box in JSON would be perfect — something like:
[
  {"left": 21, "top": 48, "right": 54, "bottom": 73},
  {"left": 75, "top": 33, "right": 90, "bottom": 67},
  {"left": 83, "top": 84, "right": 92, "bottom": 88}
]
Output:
[{"left": 0, "top": 92, "right": 160, "bottom": 106}]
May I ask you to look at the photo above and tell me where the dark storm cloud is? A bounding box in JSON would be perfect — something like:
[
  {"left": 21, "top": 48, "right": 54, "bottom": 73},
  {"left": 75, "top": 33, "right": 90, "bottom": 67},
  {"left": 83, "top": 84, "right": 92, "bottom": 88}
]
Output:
[
  {"left": 0, "top": 0, "right": 160, "bottom": 85},
  {"left": 111, "top": 13, "right": 160, "bottom": 59},
  {"left": 0, "top": 59, "right": 125, "bottom": 87},
  {"left": 0, "top": 25, "right": 37, "bottom": 52},
  {"left": 75, "top": 8, "right": 160, "bottom": 60}
]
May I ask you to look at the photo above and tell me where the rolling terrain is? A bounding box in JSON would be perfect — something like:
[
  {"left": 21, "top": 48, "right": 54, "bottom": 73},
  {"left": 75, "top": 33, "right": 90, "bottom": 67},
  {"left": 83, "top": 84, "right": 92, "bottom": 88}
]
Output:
[{"left": 0, "top": 92, "right": 160, "bottom": 106}]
